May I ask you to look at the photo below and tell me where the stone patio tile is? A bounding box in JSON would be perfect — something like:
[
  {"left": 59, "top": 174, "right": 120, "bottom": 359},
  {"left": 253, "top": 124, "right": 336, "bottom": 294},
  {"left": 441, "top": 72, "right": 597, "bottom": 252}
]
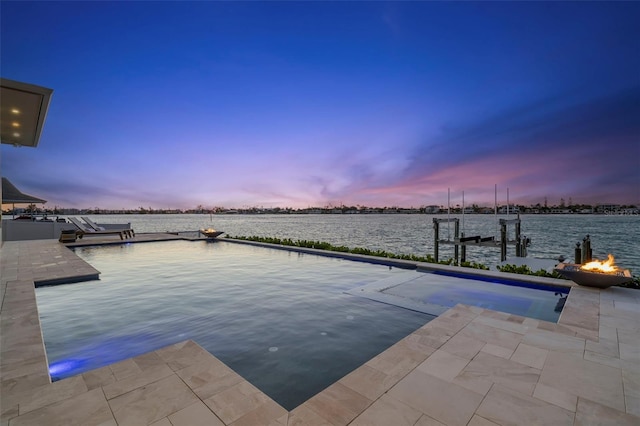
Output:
[
  {"left": 18, "top": 375, "right": 88, "bottom": 414},
  {"left": 0, "top": 403, "right": 19, "bottom": 426},
  {"left": 598, "top": 300, "right": 616, "bottom": 316},
  {"left": 304, "top": 381, "right": 372, "bottom": 426},
  {"left": 167, "top": 401, "right": 224, "bottom": 426},
  {"left": 439, "top": 333, "right": 485, "bottom": 360},
  {"left": 457, "top": 351, "right": 541, "bottom": 395},
  {"left": 109, "top": 358, "right": 143, "bottom": 381},
  {"left": 566, "top": 326, "right": 599, "bottom": 342},
  {"left": 533, "top": 382, "right": 578, "bottom": 412},
  {"left": 585, "top": 336, "right": 619, "bottom": 358},
  {"left": 0, "top": 352, "right": 49, "bottom": 382},
  {"left": 466, "top": 414, "right": 500, "bottom": 426},
  {"left": 9, "top": 388, "right": 114, "bottom": 426},
  {"left": 450, "top": 372, "right": 493, "bottom": 396},
  {"left": 521, "top": 328, "right": 585, "bottom": 355},
  {"left": 229, "top": 398, "right": 288, "bottom": 426},
  {"left": 614, "top": 300, "right": 640, "bottom": 313},
  {"left": 82, "top": 366, "right": 116, "bottom": 390},
  {"left": 568, "top": 286, "right": 600, "bottom": 301},
  {"left": 339, "top": 364, "right": 398, "bottom": 401},
  {"left": 428, "top": 308, "right": 476, "bottom": 334},
  {"left": 155, "top": 340, "right": 214, "bottom": 371},
  {"left": 599, "top": 314, "right": 640, "bottom": 332},
  {"left": 460, "top": 322, "right": 523, "bottom": 351},
  {"left": 350, "top": 394, "right": 422, "bottom": 426},
  {"left": 175, "top": 356, "right": 243, "bottom": 400},
  {"left": 511, "top": 342, "right": 548, "bottom": 369},
  {"left": 413, "top": 414, "right": 446, "bottom": 425},
  {"left": 622, "top": 368, "right": 640, "bottom": 417},
  {"left": 480, "top": 310, "right": 510, "bottom": 320},
  {"left": 539, "top": 351, "right": 625, "bottom": 412},
  {"left": 399, "top": 333, "right": 439, "bottom": 356},
  {"left": 288, "top": 404, "right": 331, "bottom": 426},
  {"left": 444, "top": 303, "right": 483, "bottom": 316},
  {"left": 365, "top": 339, "right": 430, "bottom": 381},
  {"left": 388, "top": 369, "right": 483, "bottom": 426},
  {"left": 560, "top": 299, "right": 599, "bottom": 331},
  {"left": 476, "top": 385, "right": 574, "bottom": 425},
  {"left": 618, "top": 328, "right": 640, "bottom": 345},
  {"left": 619, "top": 342, "right": 640, "bottom": 363},
  {"left": 582, "top": 350, "right": 632, "bottom": 370},
  {"left": 574, "top": 397, "right": 640, "bottom": 426},
  {"left": 536, "top": 321, "right": 578, "bottom": 337},
  {"left": 480, "top": 343, "right": 514, "bottom": 359},
  {"left": 108, "top": 374, "right": 199, "bottom": 426},
  {"left": 411, "top": 325, "right": 456, "bottom": 349},
  {"left": 149, "top": 419, "right": 172, "bottom": 426},
  {"left": 132, "top": 351, "right": 167, "bottom": 371},
  {"left": 474, "top": 315, "right": 534, "bottom": 335},
  {"left": 103, "top": 364, "right": 174, "bottom": 399},
  {"left": 203, "top": 380, "right": 275, "bottom": 425},
  {"left": 416, "top": 349, "right": 469, "bottom": 382}
]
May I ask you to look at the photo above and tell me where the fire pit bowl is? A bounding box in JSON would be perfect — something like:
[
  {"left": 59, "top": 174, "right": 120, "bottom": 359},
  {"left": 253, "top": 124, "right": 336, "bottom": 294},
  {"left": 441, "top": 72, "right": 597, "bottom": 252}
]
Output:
[
  {"left": 555, "top": 263, "right": 633, "bottom": 288},
  {"left": 200, "top": 228, "right": 224, "bottom": 239}
]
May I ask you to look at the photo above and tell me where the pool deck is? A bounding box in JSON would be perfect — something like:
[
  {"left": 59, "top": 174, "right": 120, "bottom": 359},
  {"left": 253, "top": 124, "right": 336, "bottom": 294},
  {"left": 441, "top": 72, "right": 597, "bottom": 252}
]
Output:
[{"left": 1, "top": 235, "right": 639, "bottom": 425}]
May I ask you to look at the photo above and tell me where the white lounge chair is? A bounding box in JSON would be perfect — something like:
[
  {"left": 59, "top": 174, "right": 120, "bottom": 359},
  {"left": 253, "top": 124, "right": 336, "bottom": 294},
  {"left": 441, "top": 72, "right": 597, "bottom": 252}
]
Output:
[
  {"left": 68, "top": 217, "right": 129, "bottom": 240},
  {"left": 82, "top": 216, "right": 135, "bottom": 238}
]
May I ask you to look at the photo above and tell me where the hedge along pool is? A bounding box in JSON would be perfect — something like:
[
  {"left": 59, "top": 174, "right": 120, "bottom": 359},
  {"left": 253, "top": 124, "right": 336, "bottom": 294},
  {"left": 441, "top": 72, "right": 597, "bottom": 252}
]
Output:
[
  {"left": 35, "top": 240, "right": 433, "bottom": 410},
  {"left": 35, "top": 240, "right": 568, "bottom": 409}
]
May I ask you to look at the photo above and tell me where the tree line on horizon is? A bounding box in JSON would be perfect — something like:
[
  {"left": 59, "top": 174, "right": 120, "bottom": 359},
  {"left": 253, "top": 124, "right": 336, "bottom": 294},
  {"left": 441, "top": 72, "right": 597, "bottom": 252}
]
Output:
[{"left": 6, "top": 201, "right": 638, "bottom": 216}]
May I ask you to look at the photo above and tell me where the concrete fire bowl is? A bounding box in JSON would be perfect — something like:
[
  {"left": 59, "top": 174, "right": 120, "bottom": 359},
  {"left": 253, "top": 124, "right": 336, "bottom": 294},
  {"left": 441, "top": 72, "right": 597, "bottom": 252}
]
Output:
[{"left": 555, "top": 263, "right": 633, "bottom": 288}]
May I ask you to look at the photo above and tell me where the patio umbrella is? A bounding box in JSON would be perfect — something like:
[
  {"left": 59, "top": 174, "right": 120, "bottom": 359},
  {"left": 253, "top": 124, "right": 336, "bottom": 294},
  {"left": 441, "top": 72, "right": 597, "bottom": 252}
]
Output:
[
  {"left": 2, "top": 177, "right": 47, "bottom": 218},
  {"left": 2, "top": 177, "right": 47, "bottom": 204}
]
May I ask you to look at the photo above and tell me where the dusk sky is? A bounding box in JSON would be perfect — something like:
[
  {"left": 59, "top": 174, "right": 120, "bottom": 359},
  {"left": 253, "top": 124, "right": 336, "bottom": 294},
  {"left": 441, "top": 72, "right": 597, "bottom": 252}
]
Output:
[{"left": 2, "top": 1, "right": 639, "bottom": 210}]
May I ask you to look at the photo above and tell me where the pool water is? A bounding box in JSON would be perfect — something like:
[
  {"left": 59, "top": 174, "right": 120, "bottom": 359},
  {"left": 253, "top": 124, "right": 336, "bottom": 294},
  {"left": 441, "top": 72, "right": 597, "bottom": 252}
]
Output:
[
  {"left": 35, "top": 240, "right": 433, "bottom": 410},
  {"left": 383, "top": 271, "right": 568, "bottom": 322}
]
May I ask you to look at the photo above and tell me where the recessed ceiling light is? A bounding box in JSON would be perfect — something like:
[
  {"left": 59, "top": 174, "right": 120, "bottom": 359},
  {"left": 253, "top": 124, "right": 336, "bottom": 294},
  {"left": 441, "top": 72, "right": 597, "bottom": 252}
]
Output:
[
  {"left": 11, "top": 108, "right": 20, "bottom": 114},
  {"left": 12, "top": 132, "right": 21, "bottom": 137},
  {"left": 11, "top": 122, "right": 20, "bottom": 127}
]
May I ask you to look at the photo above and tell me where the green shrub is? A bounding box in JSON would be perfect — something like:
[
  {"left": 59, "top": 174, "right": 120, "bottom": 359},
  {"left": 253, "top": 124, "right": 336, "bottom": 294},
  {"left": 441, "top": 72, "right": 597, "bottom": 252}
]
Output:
[{"left": 229, "top": 236, "right": 639, "bottom": 287}]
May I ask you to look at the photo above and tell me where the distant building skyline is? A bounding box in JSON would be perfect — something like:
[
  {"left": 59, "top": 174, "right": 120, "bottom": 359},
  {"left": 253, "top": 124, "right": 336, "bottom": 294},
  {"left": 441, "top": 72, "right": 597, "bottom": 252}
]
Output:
[{"left": 1, "top": 2, "right": 639, "bottom": 209}]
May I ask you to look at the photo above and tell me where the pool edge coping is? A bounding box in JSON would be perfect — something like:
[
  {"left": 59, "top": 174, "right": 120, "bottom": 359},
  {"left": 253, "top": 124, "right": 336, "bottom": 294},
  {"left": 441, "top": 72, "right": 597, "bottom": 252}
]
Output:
[{"left": 2, "top": 236, "right": 637, "bottom": 425}]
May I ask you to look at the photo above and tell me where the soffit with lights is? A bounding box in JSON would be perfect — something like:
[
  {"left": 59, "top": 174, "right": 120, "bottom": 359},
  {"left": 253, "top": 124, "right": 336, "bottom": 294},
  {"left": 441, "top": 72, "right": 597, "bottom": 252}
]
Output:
[{"left": 1, "top": 78, "right": 53, "bottom": 148}]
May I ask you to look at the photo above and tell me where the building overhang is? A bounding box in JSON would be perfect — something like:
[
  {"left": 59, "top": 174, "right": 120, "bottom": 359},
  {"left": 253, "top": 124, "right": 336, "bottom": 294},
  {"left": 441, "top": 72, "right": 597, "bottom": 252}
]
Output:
[{"left": 1, "top": 78, "right": 53, "bottom": 148}]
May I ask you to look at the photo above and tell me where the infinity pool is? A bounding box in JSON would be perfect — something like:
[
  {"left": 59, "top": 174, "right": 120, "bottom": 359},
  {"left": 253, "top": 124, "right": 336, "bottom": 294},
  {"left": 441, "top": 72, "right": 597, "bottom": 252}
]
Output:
[
  {"left": 36, "top": 239, "right": 568, "bottom": 410},
  {"left": 35, "top": 240, "right": 433, "bottom": 409}
]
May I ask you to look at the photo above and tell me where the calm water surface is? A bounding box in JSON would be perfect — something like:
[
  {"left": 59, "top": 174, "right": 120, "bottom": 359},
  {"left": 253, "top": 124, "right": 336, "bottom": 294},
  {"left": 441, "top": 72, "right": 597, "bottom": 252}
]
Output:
[
  {"left": 37, "top": 241, "right": 432, "bottom": 409},
  {"left": 84, "top": 213, "right": 640, "bottom": 274}
]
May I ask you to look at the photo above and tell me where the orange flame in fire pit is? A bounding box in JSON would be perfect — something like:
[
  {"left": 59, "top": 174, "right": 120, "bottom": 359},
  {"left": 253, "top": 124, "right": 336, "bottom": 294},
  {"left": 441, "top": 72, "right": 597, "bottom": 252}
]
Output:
[{"left": 580, "top": 254, "right": 619, "bottom": 273}]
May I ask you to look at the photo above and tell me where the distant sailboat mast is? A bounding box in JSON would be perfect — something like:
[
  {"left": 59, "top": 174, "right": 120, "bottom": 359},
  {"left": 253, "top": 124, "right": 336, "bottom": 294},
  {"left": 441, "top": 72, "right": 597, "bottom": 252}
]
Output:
[
  {"left": 495, "top": 184, "right": 498, "bottom": 238},
  {"left": 447, "top": 188, "right": 451, "bottom": 241}
]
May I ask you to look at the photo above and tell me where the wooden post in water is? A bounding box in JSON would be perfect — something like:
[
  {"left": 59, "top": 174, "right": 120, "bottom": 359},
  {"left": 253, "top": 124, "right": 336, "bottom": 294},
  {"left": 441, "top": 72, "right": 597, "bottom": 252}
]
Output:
[
  {"left": 575, "top": 242, "right": 582, "bottom": 264},
  {"left": 500, "top": 220, "right": 507, "bottom": 262},
  {"left": 461, "top": 231, "right": 466, "bottom": 263},
  {"left": 515, "top": 217, "right": 522, "bottom": 257},
  {"left": 454, "top": 220, "right": 460, "bottom": 264},
  {"left": 434, "top": 219, "right": 440, "bottom": 262}
]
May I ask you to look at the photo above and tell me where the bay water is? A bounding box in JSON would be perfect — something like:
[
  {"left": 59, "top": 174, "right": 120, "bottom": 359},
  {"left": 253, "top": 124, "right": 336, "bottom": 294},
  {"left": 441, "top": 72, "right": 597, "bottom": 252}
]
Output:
[{"left": 84, "top": 213, "right": 639, "bottom": 275}]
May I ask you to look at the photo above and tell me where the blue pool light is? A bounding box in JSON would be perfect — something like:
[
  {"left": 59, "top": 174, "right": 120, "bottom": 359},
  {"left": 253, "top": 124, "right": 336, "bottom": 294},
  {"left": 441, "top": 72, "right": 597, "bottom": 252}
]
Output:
[{"left": 49, "top": 358, "right": 89, "bottom": 379}]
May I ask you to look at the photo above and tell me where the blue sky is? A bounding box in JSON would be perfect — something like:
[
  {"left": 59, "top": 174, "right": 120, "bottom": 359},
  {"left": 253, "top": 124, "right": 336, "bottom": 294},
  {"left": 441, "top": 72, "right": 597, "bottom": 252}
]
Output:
[{"left": 2, "top": 1, "right": 639, "bottom": 209}]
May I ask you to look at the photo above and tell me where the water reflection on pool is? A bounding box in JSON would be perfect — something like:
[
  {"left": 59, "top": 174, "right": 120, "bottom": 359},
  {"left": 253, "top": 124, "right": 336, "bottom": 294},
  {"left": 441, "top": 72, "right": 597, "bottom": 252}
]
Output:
[{"left": 36, "top": 240, "right": 433, "bottom": 410}]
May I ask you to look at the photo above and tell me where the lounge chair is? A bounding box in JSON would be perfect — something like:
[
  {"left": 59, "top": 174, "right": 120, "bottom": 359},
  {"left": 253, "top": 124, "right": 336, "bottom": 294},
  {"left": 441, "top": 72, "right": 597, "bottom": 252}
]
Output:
[
  {"left": 82, "top": 216, "right": 135, "bottom": 238},
  {"left": 68, "top": 217, "right": 129, "bottom": 240}
]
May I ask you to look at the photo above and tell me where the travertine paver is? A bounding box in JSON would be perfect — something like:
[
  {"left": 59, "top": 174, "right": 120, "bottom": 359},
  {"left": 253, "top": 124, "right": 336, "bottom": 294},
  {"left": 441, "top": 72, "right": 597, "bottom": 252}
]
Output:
[
  {"left": 476, "top": 385, "right": 575, "bottom": 425},
  {"left": 2, "top": 237, "right": 640, "bottom": 425}
]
